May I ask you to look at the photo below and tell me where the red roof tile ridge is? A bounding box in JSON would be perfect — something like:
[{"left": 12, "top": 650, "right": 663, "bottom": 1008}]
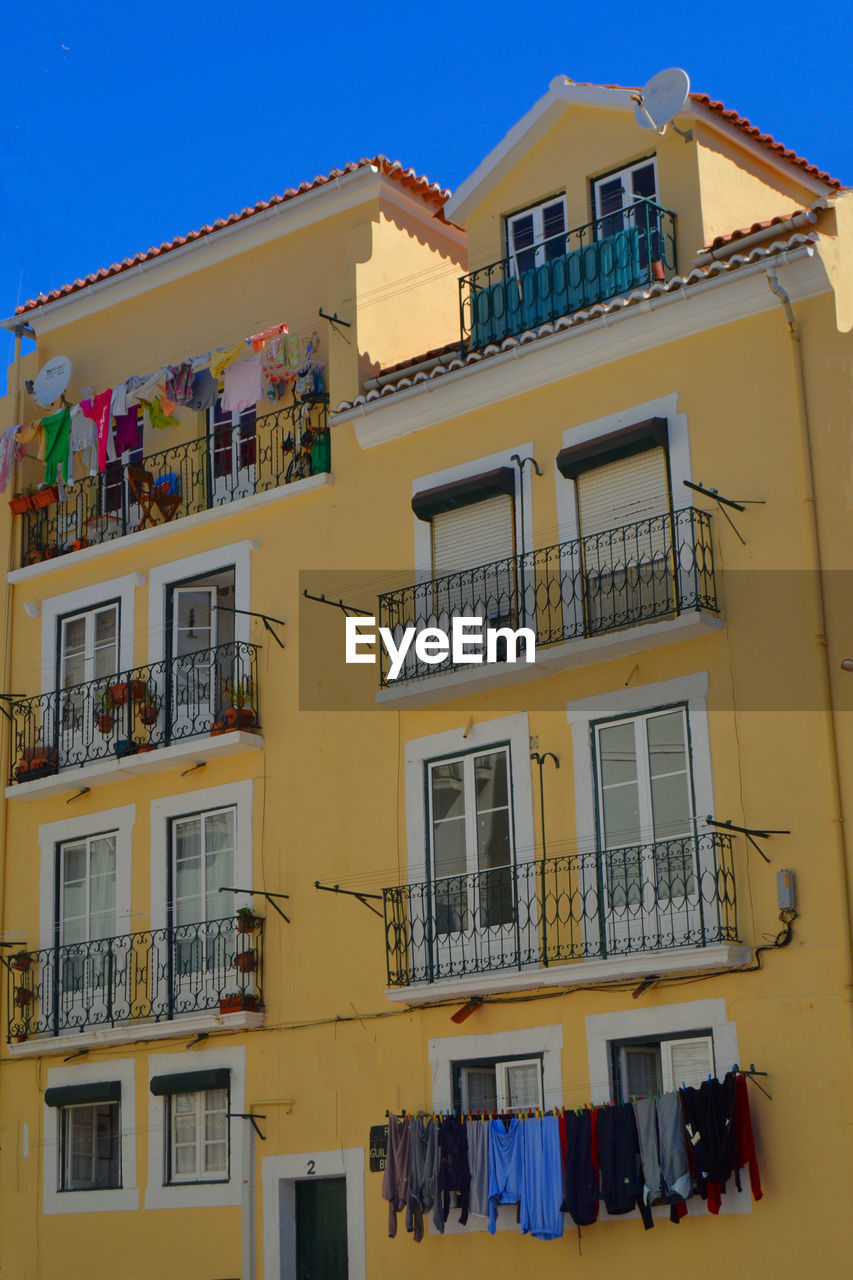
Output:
[
  {"left": 690, "top": 93, "right": 841, "bottom": 188},
  {"left": 15, "top": 156, "right": 451, "bottom": 317}
]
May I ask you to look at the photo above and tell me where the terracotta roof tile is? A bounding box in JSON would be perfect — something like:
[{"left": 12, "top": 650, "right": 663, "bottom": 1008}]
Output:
[
  {"left": 690, "top": 94, "right": 841, "bottom": 188},
  {"left": 15, "top": 156, "right": 450, "bottom": 317}
]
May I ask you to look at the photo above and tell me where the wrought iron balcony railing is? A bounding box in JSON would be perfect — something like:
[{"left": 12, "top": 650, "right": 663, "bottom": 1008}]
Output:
[
  {"left": 377, "top": 507, "right": 716, "bottom": 685},
  {"left": 15, "top": 396, "right": 330, "bottom": 568},
  {"left": 6, "top": 915, "right": 264, "bottom": 1042},
  {"left": 9, "top": 640, "right": 259, "bottom": 785},
  {"left": 383, "top": 832, "right": 737, "bottom": 987},
  {"left": 460, "top": 199, "right": 677, "bottom": 349}
]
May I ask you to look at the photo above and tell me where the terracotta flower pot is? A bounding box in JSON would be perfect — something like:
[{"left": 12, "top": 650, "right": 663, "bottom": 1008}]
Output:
[
  {"left": 233, "top": 951, "right": 256, "bottom": 973},
  {"left": 139, "top": 705, "right": 158, "bottom": 726},
  {"left": 9, "top": 494, "right": 34, "bottom": 514},
  {"left": 224, "top": 707, "right": 255, "bottom": 730},
  {"left": 236, "top": 914, "right": 259, "bottom": 935},
  {"left": 31, "top": 485, "right": 59, "bottom": 509},
  {"left": 10, "top": 953, "right": 31, "bottom": 972},
  {"left": 14, "top": 988, "right": 33, "bottom": 1007},
  {"left": 219, "top": 994, "right": 259, "bottom": 1015},
  {"left": 97, "top": 713, "right": 115, "bottom": 733}
]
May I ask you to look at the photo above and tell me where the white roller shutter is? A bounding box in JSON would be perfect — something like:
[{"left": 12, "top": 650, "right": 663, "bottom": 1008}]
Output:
[
  {"left": 432, "top": 495, "right": 515, "bottom": 575},
  {"left": 576, "top": 447, "right": 669, "bottom": 536}
]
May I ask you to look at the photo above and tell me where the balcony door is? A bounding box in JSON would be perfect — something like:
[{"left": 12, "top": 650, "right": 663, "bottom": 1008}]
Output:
[
  {"left": 57, "top": 603, "right": 119, "bottom": 766},
  {"left": 593, "top": 158, "right": 659, "bottom": 272},
  {"left": 425, "top": 748, "right": 529, "bottom": 978},
  {"left": 167, "top": 570, "right": 235, "bottom": 738},
  {"left": 432, "top": 494, "right": 518, "bottom": 644},
  {"left": 209, "top": 400, "right": 256, "bottom": 505},
  {"left": 576, "top": 447, "right": 674, "bottom": 634},
  {"left": 56, "top": 833, "right": 117, "bottom": 1031},
  {"left": 166, "top": 807, "right": 237, "bottom": 1015},
  {"left": 593, "top": 707, "right": 701, "bottom": 954}
]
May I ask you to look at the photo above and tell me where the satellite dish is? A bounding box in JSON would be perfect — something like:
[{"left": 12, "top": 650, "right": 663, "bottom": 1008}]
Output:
[
  {"left": 31, "top": 355, "right": 72, "bottom": 408},
  {"left": 633, "top": 68, "right": 690, "bottom": 135}
]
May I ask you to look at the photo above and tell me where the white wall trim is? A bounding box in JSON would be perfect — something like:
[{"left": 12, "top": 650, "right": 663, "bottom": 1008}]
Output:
[
  {"left": 43, "top": 1057, "right": 137, "bottom": 1215},
  {"left": 38, "top": 804, "right": 135, "bottom": 951},
  {"left": 567, "top": 671, "right": 713, "bottom": 853},
  {"left": 147, "top": 539, "right": 254, "bottom": 664},
  {"left": 261, "top": 1147, "right": 366, "bottom": 1280},
  {"left": 554, "top": 392, "right": 692, "bottom": 544},
  {"left": 404, "top": 713, "right": 534, "bottom": 884},
  {"left": 585, "top": 997, "right": 739, "bottom": 1104},
  {"left": 39, "top": 572, "right": 142, "bottom": 694},
  {"left": 149, "top": 779, "right": 254, "bottom": 930},
  {"left": 145, "top": 1044, "right": 246, "bottom": 1210},
  {"left": 411, "top": 442, "right": 534, "bottom": 577}
]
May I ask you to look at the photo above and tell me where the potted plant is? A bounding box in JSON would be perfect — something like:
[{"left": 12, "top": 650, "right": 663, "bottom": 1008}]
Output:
[
  {"left": 236, "top": 906, "right": 260, "bottom": 934},
  {"left": 31, "top": 484, "right": 59, "bottom": 510},
  {"left": 10, "top": 952, "right": 31, "bottom": 972},
  {"left": 113, "top": 738, "right": 138, "bottom": 759},
  {"left": 138, "top": 688, "right": 159, "bottom": 726},
  {"left": 9, "top": 486, "right": 36, "bottom": 515},
  {"left": 219, "top": 992, "right": 260, "bottom": 1015},
  {"left": 233, "top": 950, "right": 256, "bottom": 973},
  {"left": 96, "top": 688, "right": 115, "bottom": 734},
  {"left": 14, "top": 987, "right": 33, "bottom": 1007},
  {"left": 221, "top": 676, "right": 255, "bottom": 730},
  {"left": 108, "top": 679, "right": 146, "bottom": 706}
]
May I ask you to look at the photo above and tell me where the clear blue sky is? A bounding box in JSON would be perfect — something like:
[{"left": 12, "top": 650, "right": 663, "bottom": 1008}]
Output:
[{"left": 2, "top": 1, "right": 850, "bottom": 392}]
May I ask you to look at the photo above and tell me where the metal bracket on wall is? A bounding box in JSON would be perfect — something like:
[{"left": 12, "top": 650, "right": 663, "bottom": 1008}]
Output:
[
  {"left": 214, "top": 605, "right": 286, "bottom": 649},
  {"left": 683, "top": 479, "right": 765, "bottom": 546},
  {"left": 302, "top": 589, "right": 373, "bottom": 618},
  {"left": 706, "top": 816, "right": 790, "bottom": 864},
  {"left": 0, "top": 693, "right": 25, "bottom": 725},
  {"left": 229, "top": 1112, "right": 266, "bottom": 1140},
  {"left": 219, "top": 886, "right": 291, "bottom": 923},
  {"left": 314, "top": 881, "right": 384, "bottom": 918}
]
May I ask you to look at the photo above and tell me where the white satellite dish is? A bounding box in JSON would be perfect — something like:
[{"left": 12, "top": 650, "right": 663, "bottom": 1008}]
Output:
[
  {"left": 31, "top": 355, "right": 72, "bottom": 408},
  {"left": 633, "top": 68, "right": 690, "bottom": 135}
]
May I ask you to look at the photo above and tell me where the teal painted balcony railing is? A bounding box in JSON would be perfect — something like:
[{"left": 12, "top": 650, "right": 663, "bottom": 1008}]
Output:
[{"left": 459, "top": 200, "right": 677, "bottom": 349}]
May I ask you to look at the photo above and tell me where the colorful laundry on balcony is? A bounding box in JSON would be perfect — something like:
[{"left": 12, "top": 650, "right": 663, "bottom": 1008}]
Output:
[
  {"left": 223, "top": 354, "right": 263, "bottom": 414},
  {"left": 80, "top": 388, "right": 114, "bottom": 470},
  {"left": 41, "top": 405, "right": 72, "bottom": 486}
]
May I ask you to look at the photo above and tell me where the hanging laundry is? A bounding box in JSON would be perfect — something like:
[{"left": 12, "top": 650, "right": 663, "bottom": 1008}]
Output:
[
  {"left": 187, "top": 368, "right": 218, "bottom": 413},
  {"left": 146, "top": 397, "right": 179, "bottom": 431},
  {"left": 41, "top": 406, "right": 72, "bottom": 487},
  {"left": 260, "top": 334, "right": 293, "bottom": 401},
  {"left": 132, "top": 368, "right": 176, "bottom": 415},
  {"left": 80, "top": 389, "right": 114, "bottom": 472},
  {"left": 597, "top": 1102, "right": 652, "bottom": 1227},
  {"left": 436, "top": 1116, "right": 470, "bottom": 1229},
  {"left": 210, "top": 341, "right": 249, "bottom": 380},
  {"left": 165, "top": 362, "right": 194, "bottom": 406},
  {"left": 520, "top": 1114, "right": 564, "bottom": 1240},
  {"left": 250, "top": 321, "right": 288, "bottom": 353},
  {"left": 0, "top": 424, "right": 24, "bottom": 492},
  {"left": 656, "top": 1091, "right": 691, "bottom": 1204},
  {"left": 560, "top": 1108, "right": 599, "bottom": 1227},
  {"left": 111, "top": 375, "right": 145, "bottom": 418},
  {"left": 733, "top": 1073, "right": 762, "bottom": 1202},
  {"left": 294, "top": 360, "right": 324, "bottom": 397},
  {"left": 466, "top": 1117, "right": 490, "bottom": 1218},
  {"left": 407, "top": 1116, "right": 439, "bottom": 1243},
  {"left": 190, "top": 351, "right": 211, "bottom": 371},
  {"left": 222, "top": 354, "right": 263, "bottom": 415},
  {"left": 382, "top": 1115, "right": 411, "bottom": 1238},
  {"left": 114, "top": 405, "right": 141, "bottom": 454},
  {"left": 680, "top": 1074, "right": 739, "bottom": 1214},
  {"left": 284, "top": 332, "right": 302, "bottom": 370},
  {"left": 488, "top": 1117, "right": 522, "bottom": 1234},
  {"left": 69, "top": 404, "right": 98, "bottom": 473}
]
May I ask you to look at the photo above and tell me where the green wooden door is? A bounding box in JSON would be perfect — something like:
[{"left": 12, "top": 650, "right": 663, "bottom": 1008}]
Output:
[{"left": 295, "top": 1177, "right": 348, "bottom": 1279}]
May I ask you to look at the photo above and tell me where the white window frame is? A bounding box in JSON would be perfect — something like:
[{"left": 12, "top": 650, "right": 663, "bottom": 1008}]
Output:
[
  {"left": 459, "top": 1056, "right": 544, "bottom": 1112},
  {"left": 170, "top": 804, "right": 238, "bottom": 926},
  {"left": 58, "top": 601, "right": 120, "bottom": 688},
  {"left": 147, "top": 540, "right": 254, "bottom": 665},
  {"left": 168, "top": 1087, "right": 230, "bottom": 1183},
  {"left": 40, "top": 573, "right": 141, "bottom": 696},
  {"left": 43, "top": 1058, "right": 137, "bottom": 1215},
  {"left": 57, "top": 829, "right": 118, "bottom": 946},
  {"left": 146, "top": 1045, "right": 246, "bottom": 1209},
  {"left": 59, "top": 1099, "right": 120, "bottom": 1192},
  {"left": 592, "top": 156, "right": 658, "bottom": 223},
  {"left": 593, "top": 704, "right": 694, "bottom": 850},
  {"left": 614, "top": 1032, "right": 716, "bottom": 1099},
  {"left": 39, "top": 806, "right": 134, "bottom": 952},
  {"left": 428, "top": 744, "right": 514, "bottom": 883},
  {"left": 150, "top": 780, "right": 253, "bottom": 931},
  {"left": 505, "top": 194, "right": 567, "bottom": 275}
]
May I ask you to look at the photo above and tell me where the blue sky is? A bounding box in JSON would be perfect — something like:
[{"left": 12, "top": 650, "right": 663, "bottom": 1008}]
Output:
[{"left": 2, "top": 2, "right": 850, "bottom": 392}]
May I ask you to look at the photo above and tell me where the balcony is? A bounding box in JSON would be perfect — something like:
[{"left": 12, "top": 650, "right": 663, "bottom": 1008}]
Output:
[
  {"left": 377, "top": 508, "right": 717, "bottom": 688},
  {"left": 8, "top": 640, "right": 259, "bottom": 789},
  {"left": 383, "top": 833, "right": 739, "bottom": 990},
  {"left": 460, "top": 200, "right": 677, "bottom": 349},
  {"left": 6, "top": 916, "right": 264, "bottom": 1045},
  {"left": 14, "top": 396, "right": 330, "bottom": 569}
]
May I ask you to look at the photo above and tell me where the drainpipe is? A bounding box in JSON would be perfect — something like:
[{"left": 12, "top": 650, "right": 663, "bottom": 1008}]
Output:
[{"left": 765, "top": 268, "right": 853, "bottom": 1044}]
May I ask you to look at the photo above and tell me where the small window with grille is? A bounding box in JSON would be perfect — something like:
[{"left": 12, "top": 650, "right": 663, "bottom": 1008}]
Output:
[{"left": 454, "top": 1055, "right": 544, "bottom": 1114}]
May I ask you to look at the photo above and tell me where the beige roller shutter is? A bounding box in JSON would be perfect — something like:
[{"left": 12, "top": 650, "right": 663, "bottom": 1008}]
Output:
[
  {"left": 576, "top": 447, "right": 669, "bottom": 537},
  {"left": 432, "top": 495, "right": 515, "bottom": 575}
]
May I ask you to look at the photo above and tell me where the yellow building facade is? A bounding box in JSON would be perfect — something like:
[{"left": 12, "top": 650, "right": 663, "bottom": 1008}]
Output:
[{"left": 0, "top": 81, "right": 851, "bottom": 1278}]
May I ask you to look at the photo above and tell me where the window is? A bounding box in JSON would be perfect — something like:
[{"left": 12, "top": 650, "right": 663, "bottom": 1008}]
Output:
[
  {"left": 169, "top": 1088, "right": 229, "bottom": 1183},
  {"left": 60, "top": 1101, "right": 120, "bottom": 1191},
  {"left": 457, "top": 1056, "right": 543, "bottom": 1113},
  {"left": 506, "top": 196, "right": 567, "bottom": 276},
  {"left": 169, "top": 806, "right": 237, "bottom": 989},
  {"left": 594, "top": 705, "right": 695, "bottom": 905},
  {"left": 428, "top": 747, "right": 514, "bottom": 934},
  {"left": 209, "top": 398, "right": 256, "bottom": 487},
  {"left": 59, "top": 603, "right": 119, "bottom": 689},
  {"left": 593, "top": 158, "right": 657, "bottom": 237},
  {"left": 167, "top": 568, "right": 237, "bottom": 734},
  {"left": 103, "top": 406, "right": 143, "bottom": 514},
  {"left": 612, "top": 1032, "right": 714, "bottom": 1101},
  {"left": 57, "top": 832, "right": 117, "bottom": 1003}
]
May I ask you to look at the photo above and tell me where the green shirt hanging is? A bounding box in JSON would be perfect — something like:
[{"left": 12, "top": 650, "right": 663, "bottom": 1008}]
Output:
[{"left": 41, "top": 406, "right": 71, "bottom": 486}]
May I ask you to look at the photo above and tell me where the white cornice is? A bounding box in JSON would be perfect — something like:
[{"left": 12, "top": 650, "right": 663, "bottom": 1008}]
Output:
[
  {"left": 334, "top": 246, "right": 830, "bottom": 448},
  {"left": 2, "top": 167, "right": 419, "bottom": 335}
]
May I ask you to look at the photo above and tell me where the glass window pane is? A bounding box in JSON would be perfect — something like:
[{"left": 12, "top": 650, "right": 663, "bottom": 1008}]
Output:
[
  {"left": 204, "top": 811, "right": 235, "bottom": 854},
  {"left": 433, "top": 815, "right": 466, "bottom": 879},
  {"left": 95, "top": 608, "right": 118, "bottom": 645},
  {"left": 206, "top": 1088, "right": 227, "bottom": 1111},
  {"left": 621, "top": 1045, "right": 662, "bottom": 1098},
  {"left": 205, "top": 1142, "right": 227, "bottom": 1173},
  {"left": 474, "top": 752, "right": 508, "bottom": 811},
  {"left": 650, "top": 772, "right": 691, "bottom": 839},
  {"left": 174, "top": 1093, "right": 195, "bottom": 1113},
  {"left": 90, "top": 837, "right": 116, "bottom": 880},
  {"left": 631, "top": 163, "right": 657, "bottom": 200},
  {"left": 175, "top": 1113, "right": 196, "bottom": 1142},
  {"left": 647, "top": 711, "right": 686, "bottom": 777},
  {"left": 598, "top": 721, "right": 637, "bottom": 787},
  {"left": 476, "top": 809, "right": 510, "bottom": 872},
  {"left": 461, "top": 1067, "right": 497, "bottom": 1113},
  {"left": 431, "top": 762, "right": 464, "bottom": 821},
  {"left": 174, "top": 1145, "right": 196, "bottom": 1175},
  {"left": 511, "top": 214, "right": 535, "bottom": 251},
  {"left": 503, "top": 1061, "right": 542, "bottom": 1109},
  {"left": 62, "top": 844, "right": 87, "bottom": 884}
]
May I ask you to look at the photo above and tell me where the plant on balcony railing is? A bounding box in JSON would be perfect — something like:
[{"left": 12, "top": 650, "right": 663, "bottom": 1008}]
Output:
[
  {"left": 15, "top": 394, "right": 330, "bottom": 569},
  {"left": 8, "top": 640, "right": 260, "bottom": 784},
  {"left": 377, "top": 507, "right": 716, "bottom": 685},
  {"left": 383, "top": 832, "right": 737, "bottom": 987},
  {"left": 460, "top": 199, "right": 677, "bottom": 349},
  {"left": 6, "top": 915, "right": 264, "bottom": 1042}
]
